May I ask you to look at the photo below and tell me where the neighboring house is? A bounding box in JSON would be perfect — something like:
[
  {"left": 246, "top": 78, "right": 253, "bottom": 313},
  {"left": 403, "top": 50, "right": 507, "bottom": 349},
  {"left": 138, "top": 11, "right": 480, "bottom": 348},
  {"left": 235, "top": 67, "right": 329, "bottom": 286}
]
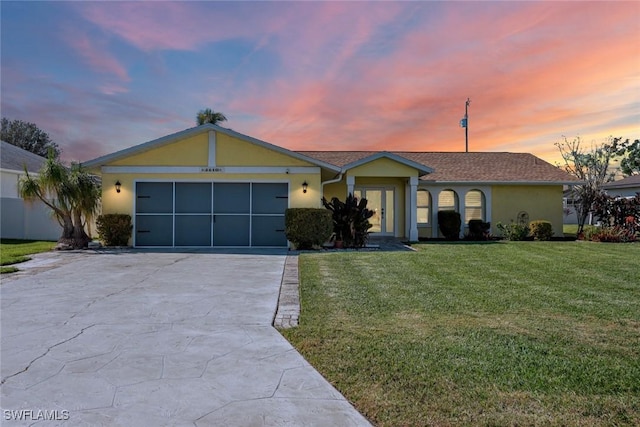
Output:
[
  {"left": 1, "top": 141, "right": 60, "bottom": 240},
  {"left": 602, "top": 174, "right": 640, "bottom": 198},
  {"left": 83, "top": 124, "right": 578, "bottom": 247},
  {"left": 563, "top": 175, "right": 640, "bottom": 225}
]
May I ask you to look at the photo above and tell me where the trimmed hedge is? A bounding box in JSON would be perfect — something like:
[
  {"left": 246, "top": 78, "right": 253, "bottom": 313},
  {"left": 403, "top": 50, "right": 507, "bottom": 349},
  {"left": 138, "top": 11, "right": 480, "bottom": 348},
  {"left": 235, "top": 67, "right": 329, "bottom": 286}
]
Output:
[
  {"left": 96, "top": 214, "right": 132, "bottom": 246},
  {"left": 438, "top": 210, "right": 461, "bottom": 240},
  {"left": 529, "top": 220, "right": 553, "bottom": 241},
  {"left": 468, "top": 219, "right": 491, "bottom": 240},
  {"left": 285, "top": 208, "right": 333, "bottom": 249}
]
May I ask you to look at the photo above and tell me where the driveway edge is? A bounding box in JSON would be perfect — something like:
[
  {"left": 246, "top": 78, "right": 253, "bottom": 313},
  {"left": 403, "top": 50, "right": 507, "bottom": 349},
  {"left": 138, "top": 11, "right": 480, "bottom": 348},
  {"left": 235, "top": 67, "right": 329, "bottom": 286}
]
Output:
[{"left": 273, "top": 254, "right": 300, "bottom": 328}]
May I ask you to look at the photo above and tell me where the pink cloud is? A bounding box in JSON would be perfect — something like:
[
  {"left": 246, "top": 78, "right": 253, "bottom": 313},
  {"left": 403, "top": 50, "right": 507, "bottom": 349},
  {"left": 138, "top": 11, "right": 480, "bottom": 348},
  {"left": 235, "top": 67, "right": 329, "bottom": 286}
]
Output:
[{"left": 63, "top": 28, "right": 130, "bottom": 90}]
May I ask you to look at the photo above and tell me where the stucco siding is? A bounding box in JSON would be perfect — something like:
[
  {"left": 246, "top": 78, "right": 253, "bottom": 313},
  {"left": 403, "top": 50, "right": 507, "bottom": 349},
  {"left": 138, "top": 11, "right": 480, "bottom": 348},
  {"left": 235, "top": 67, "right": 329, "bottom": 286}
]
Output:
[
  {"left": 216, "top": 133, "right": 314, "bottom": 167},
  {"left": 111, "top": 133, "right": 209, "bottom": 166},
  {"left": 492, "top": 185, "right": 564, "bottom": 236},
  {"left": 348, "top": 158, "right": 419, "bottom": 177},
  {"left": 1, "top": 197, "right": 59, "bottom": 241}
]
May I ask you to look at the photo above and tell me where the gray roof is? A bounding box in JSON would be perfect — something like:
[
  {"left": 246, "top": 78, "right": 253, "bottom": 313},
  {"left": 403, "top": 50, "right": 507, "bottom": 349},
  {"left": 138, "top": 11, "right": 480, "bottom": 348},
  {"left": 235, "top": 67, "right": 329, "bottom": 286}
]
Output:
[
  {"left": 1, "top": 140, "right": 47, "bottom": 173},
  {"left": 602, "top": 174, "right": 640, "bottom": 190}
]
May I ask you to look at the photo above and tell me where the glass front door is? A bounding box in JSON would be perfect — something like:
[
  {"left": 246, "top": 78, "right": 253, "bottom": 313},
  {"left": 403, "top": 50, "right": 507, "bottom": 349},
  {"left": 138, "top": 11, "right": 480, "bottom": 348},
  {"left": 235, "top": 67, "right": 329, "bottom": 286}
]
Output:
[{"left": 354, "top": 188, "right": 394, "bottom": 235}]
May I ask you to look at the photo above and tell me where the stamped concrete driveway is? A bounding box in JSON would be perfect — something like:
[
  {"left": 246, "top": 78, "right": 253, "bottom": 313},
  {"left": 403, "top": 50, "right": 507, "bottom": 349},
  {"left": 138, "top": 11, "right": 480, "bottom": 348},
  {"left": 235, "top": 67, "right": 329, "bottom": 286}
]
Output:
[{"left": 1, "top": 250, "right": 371, "bottom": 426}]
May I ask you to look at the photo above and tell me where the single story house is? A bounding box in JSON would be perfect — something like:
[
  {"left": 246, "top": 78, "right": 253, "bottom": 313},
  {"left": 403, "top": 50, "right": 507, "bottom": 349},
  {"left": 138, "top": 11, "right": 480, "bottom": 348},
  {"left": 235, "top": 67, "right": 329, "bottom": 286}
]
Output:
[
  {"left": 83, "top": 124, "right": 578, "bottom": 247},
  {"left": 602, "top": 174, "right": 640, "bottom": 198},
  {"left": 1, "top": 141, "right": 60, "bottom": 241}
]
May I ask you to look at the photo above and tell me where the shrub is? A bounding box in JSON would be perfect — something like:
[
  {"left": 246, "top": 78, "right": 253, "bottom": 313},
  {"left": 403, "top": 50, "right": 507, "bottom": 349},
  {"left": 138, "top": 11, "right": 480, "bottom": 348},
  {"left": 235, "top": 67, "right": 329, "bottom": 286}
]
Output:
[
  {"left": 496, "top": 221, "right": 530, "bottom": 241},
  {"left": 590, "top": 226, "right": 637, "bottom": 243},
  {"left": 529, "top": 220, "right": 553, "bottom": 241},
  {"left": 322, "top": 194, "right": 374, "bottom": 248},
  {"left": 592, "top": 193, "right": 640, "bottom": 234},
  {"left": 96, "top": 214, "right": 132, "bottom": 246},
  {"left": 438, "top": 210, "right": 461, "bottom": 240},
  {"left": 285, "top": 208, "right": 333, "bottom": 250},
  {"left": 467, "top": 219, "right": 491, "bottom": 241}
]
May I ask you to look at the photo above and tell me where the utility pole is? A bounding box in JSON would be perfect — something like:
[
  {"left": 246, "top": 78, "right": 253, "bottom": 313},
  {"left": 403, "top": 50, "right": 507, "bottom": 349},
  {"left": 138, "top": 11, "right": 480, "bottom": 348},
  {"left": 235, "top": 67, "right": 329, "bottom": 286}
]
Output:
[{"left": 460, "top": 98, "right": 471, "bottom": 152}]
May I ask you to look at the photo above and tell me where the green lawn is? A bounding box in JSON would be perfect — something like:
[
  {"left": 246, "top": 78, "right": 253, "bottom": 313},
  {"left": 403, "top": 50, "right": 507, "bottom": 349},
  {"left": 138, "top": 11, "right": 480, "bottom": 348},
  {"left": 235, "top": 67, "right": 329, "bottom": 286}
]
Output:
[
  {"left": 0, "top": 239, "right": 56, "bottom": 274},
  {"left": 282, "top": 241, "right": 640, "bottom": 426}
]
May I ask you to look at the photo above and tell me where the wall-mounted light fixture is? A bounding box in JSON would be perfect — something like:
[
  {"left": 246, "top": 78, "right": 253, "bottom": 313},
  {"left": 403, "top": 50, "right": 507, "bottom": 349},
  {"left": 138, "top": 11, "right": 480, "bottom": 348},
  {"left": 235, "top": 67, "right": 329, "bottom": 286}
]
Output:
[
  {"left": 302, "top": 181, "right": 308, "bottom": 193},
  {"left": 115, "top": 181, "right": 122, "bottom": 193}
]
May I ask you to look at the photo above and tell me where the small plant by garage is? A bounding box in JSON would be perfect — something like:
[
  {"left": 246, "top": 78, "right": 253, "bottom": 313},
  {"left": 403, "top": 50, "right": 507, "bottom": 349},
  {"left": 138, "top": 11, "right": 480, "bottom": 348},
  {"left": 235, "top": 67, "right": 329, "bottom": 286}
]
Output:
[
  {"left": 284, "top": 208, "right": 333, "bottom": 250},
  {"left": 96, "top": 214, "right": 132, "bottom": 246}
]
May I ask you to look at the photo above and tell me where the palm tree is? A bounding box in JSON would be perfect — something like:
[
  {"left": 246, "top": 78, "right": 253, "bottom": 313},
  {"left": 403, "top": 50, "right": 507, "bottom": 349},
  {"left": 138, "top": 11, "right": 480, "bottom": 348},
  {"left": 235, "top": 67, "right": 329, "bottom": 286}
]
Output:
[
  {"left": 20, "top": 153, "right": 101, "bottom": 249},
  {"left": 196, "top": 108, "right": 227, "bottom": 126}
]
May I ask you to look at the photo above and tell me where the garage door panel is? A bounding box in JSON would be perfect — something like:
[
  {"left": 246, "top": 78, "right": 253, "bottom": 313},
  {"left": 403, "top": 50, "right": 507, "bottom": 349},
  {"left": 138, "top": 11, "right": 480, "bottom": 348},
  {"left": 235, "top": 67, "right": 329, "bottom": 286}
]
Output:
[
  {"left": 135, "top": 181, "right": 287, "bottom": 247},
  {"left": 135, "top": 215, "right": 173, "bottom": 246},
  {"left": 136, "top": 182, "right": 173, "bottom": 213},
  {"left": 214, "top": 183, "right": 250, "bottom": 214},
  {"left": 252, "top": 216, "right": 287, "bottom": 247},
  {"left": 176, "top": 183, "right": 211, "bottom": 213},
  {"left": 213, "top": 215, "right": 250, "bottom": 246},
  {"left": 252, "top": 183, "right": 288, "bottom": 214},
  {"left": 175, "top": 215, "right": 211, "bottom": 246}
]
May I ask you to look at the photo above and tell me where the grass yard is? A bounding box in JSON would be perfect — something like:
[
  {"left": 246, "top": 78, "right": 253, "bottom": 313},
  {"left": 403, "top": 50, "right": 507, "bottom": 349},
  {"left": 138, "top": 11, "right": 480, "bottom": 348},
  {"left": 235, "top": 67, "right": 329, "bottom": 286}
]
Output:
[
  {"left": 282, "top": 241, "right": 640, "bottom": 426},
  {"left": 0, "top": 239, "right": 56, "bottom": 274}
]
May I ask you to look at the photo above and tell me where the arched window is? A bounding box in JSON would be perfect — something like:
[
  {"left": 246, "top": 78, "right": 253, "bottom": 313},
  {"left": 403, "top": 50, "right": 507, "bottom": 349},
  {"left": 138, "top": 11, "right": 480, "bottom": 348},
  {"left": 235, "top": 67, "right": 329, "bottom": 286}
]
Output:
[
  {"left": 417, "top": 189, "right": 430, "bottom": 225},
  {"left": 465, "top": 190, "right": 485, "bottom": 222},
  {"left": 438, "top": 190, "right": 458, "bottom": 211}
]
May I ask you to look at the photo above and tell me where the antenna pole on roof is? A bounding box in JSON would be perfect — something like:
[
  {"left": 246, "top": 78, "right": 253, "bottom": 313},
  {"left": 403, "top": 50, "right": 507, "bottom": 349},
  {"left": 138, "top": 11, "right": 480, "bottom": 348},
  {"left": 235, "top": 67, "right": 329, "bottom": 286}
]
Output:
[{"left": 459, "top": 98, "right": 471, "bottom": 152}]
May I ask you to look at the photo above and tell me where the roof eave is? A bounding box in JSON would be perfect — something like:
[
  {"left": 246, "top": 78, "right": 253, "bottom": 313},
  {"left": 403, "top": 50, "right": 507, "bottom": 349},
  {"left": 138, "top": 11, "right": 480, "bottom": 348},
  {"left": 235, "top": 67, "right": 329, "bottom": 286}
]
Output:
[{"left": 419, "top": 180, "right": 582, "bottom": 186}]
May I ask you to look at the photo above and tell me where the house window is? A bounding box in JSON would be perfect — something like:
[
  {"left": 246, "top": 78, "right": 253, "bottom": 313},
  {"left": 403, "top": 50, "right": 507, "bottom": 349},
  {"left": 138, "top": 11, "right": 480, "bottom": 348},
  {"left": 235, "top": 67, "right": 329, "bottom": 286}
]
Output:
[
  {"left": 417, "top": 189, "right": 430, "bottom": 225},
  {"left": 465, "top": 190, "right": 484, "bottom": 223},
  {"left": 438, "top": 190, "right": 458, "bottom": 211}
]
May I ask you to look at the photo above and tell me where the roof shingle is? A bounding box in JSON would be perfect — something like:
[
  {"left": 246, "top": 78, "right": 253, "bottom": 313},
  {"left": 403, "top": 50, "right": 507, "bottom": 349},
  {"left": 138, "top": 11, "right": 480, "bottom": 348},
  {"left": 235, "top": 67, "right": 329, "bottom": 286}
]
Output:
[
  {"left": 297, "top": 151, "right": 578, "bottom": 183},
  {"left": 1, "top": 140, "right": 47, "bottom": 173}
]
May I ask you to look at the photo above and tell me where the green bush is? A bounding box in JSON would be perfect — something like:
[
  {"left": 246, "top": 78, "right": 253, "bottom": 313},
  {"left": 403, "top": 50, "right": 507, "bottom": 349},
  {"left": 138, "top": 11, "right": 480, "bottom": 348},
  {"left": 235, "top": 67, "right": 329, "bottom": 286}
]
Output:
[
  {"left": 96, "top": 214, "right": 132, "bottom": 246},
  {"left": 529, "top": 220, "right": 553, "bottom": 241},
  {"left": 285, "top": 208, "right": 333, "bottom": 250},
  {"left": 467, "top": 219, "right": 491, "bottom": 240},
  {"left": 438, "top": 210, "right": 461, "bottom": 240},
  {"left": 496, "top": 221, "right": 530, "bottom": 241}
]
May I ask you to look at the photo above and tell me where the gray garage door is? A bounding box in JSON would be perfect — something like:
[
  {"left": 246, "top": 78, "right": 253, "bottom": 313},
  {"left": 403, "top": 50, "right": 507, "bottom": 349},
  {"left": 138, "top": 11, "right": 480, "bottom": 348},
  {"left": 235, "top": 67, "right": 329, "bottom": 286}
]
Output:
[{"left": 134, "top": 182, "right": 288, "bottom": 247}]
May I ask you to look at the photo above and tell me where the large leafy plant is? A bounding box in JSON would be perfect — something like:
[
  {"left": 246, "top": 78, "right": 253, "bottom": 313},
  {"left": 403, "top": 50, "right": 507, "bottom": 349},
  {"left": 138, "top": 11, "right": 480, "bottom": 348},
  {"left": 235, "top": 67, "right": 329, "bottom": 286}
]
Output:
[{"left": 322, "top": 194, "right": 374, "bottom": 248}]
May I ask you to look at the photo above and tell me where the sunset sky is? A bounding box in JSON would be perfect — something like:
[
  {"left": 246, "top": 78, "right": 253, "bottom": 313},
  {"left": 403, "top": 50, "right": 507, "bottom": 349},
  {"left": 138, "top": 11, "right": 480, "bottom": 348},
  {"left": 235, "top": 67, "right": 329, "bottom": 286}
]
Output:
[{"left": 1, "top": 1, "right": 638, "bottom": 165}]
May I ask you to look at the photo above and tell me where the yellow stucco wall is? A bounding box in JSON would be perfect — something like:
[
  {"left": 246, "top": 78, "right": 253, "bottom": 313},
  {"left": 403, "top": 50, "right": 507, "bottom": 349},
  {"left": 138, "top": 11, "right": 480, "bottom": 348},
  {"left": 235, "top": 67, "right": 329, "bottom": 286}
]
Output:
[
  {"left": 492, "top": 185, "right": 564, "bottom": 236},
  {"left": 347, "top": 158, "right": 419, "bottom": 177},
  {"left": 112, "top": 134, "right": 209, "bottom": 166},
  {"left": 109, "top": 131, "right": 316, "bottom": 167},
  {"left": 216, "top": 133, "right": 313, "bottom": 166}
]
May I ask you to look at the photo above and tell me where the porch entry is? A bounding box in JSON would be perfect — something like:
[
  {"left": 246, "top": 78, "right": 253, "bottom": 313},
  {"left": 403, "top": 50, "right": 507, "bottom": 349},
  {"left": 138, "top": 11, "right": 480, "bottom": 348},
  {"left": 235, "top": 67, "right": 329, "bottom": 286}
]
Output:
[{"left": 354, "top": 188, "right": 394, "bottom": 235}]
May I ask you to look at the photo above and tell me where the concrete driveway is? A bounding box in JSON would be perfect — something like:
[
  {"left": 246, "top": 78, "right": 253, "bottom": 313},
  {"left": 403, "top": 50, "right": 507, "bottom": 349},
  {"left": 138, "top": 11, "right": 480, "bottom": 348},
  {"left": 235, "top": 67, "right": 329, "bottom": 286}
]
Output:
[{"left": 1, "top": 250, "right": 371, "bottom": 426}]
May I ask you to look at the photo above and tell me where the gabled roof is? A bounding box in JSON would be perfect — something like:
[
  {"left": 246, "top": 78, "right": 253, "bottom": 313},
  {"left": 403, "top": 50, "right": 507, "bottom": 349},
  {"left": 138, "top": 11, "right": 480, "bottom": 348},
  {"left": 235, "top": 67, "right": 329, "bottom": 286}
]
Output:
[
  {"left": 1, "top": 140, "right": 47, "bottom": 173},
  {"left": 299, "top": 151, "right": 579, "bottom": 184},
  {"left": 82, "top": 124, "right": 341, "bottom": 173},
  {"left": 602, "top": 174, "right": 640, "bottom": 190},
  {"left": 341, "top": 151, "right": 433, "bottom": 175}
]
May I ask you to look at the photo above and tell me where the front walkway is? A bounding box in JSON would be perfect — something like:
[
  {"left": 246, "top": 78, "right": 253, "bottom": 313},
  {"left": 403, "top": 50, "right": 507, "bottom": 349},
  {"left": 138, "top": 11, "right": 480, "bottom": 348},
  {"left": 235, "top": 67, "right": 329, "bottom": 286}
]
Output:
[{"left": 1, "top": 250, "right": 371, "bottom": 426}]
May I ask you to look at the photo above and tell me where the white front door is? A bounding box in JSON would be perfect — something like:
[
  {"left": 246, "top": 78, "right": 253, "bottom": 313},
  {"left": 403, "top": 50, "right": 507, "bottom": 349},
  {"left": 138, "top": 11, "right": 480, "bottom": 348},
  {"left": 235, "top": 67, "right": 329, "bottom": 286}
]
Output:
[{"left": 354, "top": 188, "right": 395, "bottom": 235}]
